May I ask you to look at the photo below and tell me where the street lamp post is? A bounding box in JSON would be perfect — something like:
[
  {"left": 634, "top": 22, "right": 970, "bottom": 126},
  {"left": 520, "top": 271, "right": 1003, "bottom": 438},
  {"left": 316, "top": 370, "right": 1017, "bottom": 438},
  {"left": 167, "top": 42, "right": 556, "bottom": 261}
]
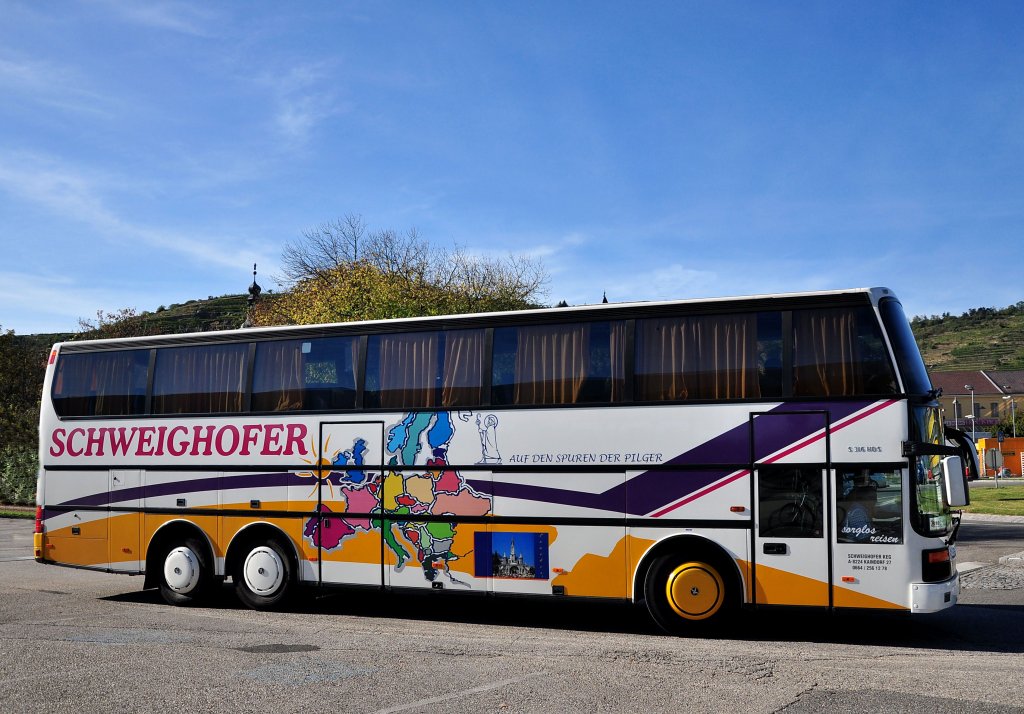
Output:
[
  {"left": 965, "top": 384, "right": 976, "bottom": 442},
  {"left": 1004, "top": 390, "right": 1017, "bottom": 439}
]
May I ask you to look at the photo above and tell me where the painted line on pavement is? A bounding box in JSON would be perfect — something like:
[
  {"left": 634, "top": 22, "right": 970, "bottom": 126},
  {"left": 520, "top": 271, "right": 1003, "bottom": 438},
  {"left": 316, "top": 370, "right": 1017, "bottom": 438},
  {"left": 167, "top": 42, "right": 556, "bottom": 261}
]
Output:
[{"left": 374, "top": 671, "right": 547, "bottom": 713}]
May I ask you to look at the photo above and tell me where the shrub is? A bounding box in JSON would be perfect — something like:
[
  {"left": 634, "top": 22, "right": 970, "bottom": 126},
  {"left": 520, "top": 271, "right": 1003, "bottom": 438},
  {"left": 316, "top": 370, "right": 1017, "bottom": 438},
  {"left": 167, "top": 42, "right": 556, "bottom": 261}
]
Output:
[{"left": 0, "top": 445, "right": 37, "bottom": 505}]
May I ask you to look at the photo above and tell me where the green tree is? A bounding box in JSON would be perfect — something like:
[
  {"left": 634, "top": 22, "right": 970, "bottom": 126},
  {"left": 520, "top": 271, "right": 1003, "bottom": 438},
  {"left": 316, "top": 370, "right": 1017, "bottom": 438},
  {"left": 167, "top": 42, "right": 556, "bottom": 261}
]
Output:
[
  {"left": 76, "top": 307, "right": 160, "bottom": 339},
  {"left": 0, "top": 327, "right": 47, "bottom": 504},
  {"left": 994, "top": 408, "right": 1024, "bottom": 440},
  {"left": 0, "top": 327, "right": 47, "bottom": 450}
]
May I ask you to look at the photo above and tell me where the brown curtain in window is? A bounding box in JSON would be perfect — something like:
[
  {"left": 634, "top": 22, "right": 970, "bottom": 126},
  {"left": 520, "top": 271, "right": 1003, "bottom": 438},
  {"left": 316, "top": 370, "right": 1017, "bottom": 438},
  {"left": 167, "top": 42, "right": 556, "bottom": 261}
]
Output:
[
  {"left": 441, "top": 329, "right": 484, "bottom": 407},
  {"left": 91, "top": 351, "right": 140, "bottom": 415},
  {"left": 609, "top": 321, "right": 627, "bottom": 401},
  {"left": 54, "top": 351, "right": 142, "bottom": 416},
  {"left": 375, "top": 333, "right": 438, "bottom": 409},
  {"left": 514, "top": 324, "right": 589, "bottom": 405},
  {"left": 636, "top": 314, "right": 759, "bottom": 400},
  {"left": 252, "top": 341, "right": 304, "bottom": 411},
  {"left": 793, "top": 308, "right": 860, "bottom": 396},
  {"left": 54, "top": 355, "right": 94, "bottom": 414},
  {"left": 153, "top": 345, "right": 246, "bottom": 414}
]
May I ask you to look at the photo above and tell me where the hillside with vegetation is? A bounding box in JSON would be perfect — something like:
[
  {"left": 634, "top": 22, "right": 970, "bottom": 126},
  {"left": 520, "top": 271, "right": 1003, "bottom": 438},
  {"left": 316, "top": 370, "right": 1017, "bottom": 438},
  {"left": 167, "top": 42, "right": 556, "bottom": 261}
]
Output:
[
  {"left": 2, "top": 294, "right": 252, "bottom": 506},
  {"left": 17, "top": 293, "right": 250, "bottom": 353},
  {"left": 911, "top": 302, "right": 1024, "bottom": 371}
]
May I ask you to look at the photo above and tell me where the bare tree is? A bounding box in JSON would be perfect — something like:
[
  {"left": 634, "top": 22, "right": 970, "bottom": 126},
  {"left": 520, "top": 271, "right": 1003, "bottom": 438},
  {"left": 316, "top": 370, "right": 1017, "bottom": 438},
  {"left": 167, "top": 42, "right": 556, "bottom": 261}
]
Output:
[
  {"left": 259, "top": 215, "right": 550, "bottom": 325},
  {"left": 277, "top": 213, "right": 368, "bottom": 285},
  {"left": 279, "top": 215, "right": 548, "bottom": 302},
  {"left": 365, "top": 227, "right": 435, "bottom": 282}
]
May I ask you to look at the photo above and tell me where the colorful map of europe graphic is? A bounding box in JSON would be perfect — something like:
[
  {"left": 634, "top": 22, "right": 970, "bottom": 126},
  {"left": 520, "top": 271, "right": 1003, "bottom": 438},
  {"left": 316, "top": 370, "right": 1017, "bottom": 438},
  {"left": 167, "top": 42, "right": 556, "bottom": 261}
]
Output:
[{"left": 303, "top": 412, "right": 491, "bottom": 584}]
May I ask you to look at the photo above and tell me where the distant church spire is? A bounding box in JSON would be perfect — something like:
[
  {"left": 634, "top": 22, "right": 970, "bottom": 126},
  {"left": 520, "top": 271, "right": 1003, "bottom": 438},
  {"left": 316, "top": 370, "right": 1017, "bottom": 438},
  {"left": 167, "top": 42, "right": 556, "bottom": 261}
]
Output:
[
  {"left": 242, "top": 263, "right": 262, "bottom": 328},
  {"left": 248, "top": 263, "right": 262, "bottom": 307}
]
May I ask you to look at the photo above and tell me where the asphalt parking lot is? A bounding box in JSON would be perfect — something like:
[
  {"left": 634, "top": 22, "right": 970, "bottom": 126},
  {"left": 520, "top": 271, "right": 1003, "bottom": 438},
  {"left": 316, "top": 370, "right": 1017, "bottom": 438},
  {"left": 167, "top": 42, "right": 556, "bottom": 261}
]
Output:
[{"left": 2, "top": 516, "right": 1024, "bottom": 713}]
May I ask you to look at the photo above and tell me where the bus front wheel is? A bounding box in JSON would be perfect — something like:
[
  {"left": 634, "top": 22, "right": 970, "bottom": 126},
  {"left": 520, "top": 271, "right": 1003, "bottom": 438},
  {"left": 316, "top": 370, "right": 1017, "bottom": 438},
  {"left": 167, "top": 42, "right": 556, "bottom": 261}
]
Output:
[
  {"left": 644, "top": 554, "right": 735, "bottom": 634},
  {"left": 233, "top": 539, "right": 293, "bottom": 609},
  {"left": 158, "top": 537, "right": 211, "bottom": 606}
]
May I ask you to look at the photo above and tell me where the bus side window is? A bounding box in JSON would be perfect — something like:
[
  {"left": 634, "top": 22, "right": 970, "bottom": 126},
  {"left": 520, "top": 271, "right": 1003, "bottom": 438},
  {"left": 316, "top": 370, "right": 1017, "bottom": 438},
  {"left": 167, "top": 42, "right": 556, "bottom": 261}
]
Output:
[
  {"left": 303, "top": 337, "right": 358, "bottom": 410},
  {"left": 152, "top": 343, "right": 248, "bottom": 415},
  {"left": 365, "top": 331, "right": 443, "bottom": 410},
  {"left": 758, "top": 466, "right": 823, "bottom": 538},
  {"left": 580, "top": 321, "right": 626, "bottom": 403},
  {"left": 438, "top": 329, "right": 485, "bottom": 407},
  {"left": 634, "top": 313, "right": 762, "bottom": 402},
  {"left": 792, "top": 306, "right": 898, "bottom": 397},
  {"left": 491, "top": 322, "right": 624, "bottom": 406},
  {"left": 491, "top": 327, "right": 517, "bottom": 406},
  {"left": 757, "top": 312, "right": 783, "bottom": 399},
  {"left": 252, "top": 337, "right": 357, "bottom": 412},
  {"left": 52, "top": 350, "right": 149, "bottom": 417},
  {"left": 836, "top": 468, "right": 902, "bottom": 544}
]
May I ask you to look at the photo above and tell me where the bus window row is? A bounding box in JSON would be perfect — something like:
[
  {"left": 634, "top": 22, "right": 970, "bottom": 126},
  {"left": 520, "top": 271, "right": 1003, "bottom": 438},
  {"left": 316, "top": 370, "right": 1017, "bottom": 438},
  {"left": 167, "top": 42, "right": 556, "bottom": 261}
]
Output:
[{"left": 51, "top": 305, "right": 899, "bottom": 417}]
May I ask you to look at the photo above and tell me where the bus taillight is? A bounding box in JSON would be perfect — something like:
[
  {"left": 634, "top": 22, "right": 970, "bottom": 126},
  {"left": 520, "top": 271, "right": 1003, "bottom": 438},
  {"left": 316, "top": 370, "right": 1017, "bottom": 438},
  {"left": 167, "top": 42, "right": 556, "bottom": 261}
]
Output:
[
  {"left": 34, "top": 506, "right": 45, "bottom": 560},
  {"left": 922, "top": 547, "right": 952, "bottom": 582}
]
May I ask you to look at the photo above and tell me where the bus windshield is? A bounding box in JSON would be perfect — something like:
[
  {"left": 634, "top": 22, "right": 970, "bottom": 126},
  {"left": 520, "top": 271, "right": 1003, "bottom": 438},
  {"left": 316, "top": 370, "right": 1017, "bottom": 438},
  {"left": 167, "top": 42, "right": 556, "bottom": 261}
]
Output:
[
  {"left": 879, "top": 298, "right": 932, "bottom": 397},
  {"left": 911, "top": 405, "right": 952, "bottom": 537}
]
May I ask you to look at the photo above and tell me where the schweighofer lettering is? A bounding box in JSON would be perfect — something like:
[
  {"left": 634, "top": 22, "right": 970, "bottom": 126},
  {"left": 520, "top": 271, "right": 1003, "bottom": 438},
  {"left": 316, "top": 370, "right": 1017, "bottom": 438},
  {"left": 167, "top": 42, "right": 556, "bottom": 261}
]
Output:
[{"left": 48, "top": 423, "right": 308, "bottom": 459}]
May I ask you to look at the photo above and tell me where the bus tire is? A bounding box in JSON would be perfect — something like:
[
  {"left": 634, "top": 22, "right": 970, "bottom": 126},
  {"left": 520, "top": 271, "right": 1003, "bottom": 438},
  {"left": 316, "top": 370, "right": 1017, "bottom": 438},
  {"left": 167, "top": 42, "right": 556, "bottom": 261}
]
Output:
[
  {"left": 233, "top": 538, "right": 293, "bottom": 610},
  {"left": 644, "top": 554, "right": 735, "bottom": 634},
  {"left": 158, "top": 537, "right": 211, "bottom": 606}
]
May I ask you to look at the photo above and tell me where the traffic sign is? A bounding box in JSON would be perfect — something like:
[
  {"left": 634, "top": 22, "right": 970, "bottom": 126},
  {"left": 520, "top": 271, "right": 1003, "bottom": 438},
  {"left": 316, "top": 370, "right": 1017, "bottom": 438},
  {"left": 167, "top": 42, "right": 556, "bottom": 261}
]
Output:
[{"left": 985, "top": 448, "right": 1004, "bottom": 469}]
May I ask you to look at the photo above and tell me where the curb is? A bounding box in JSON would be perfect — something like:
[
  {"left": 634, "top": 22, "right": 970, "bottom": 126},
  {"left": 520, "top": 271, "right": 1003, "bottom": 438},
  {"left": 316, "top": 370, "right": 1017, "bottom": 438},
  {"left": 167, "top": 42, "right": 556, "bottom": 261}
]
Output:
[
  {"left": 960, "top": 512, "right": 1024, "bottom": 524},
  {"left": 998, "top": 552, "right": 1024, "bottom": 566}
]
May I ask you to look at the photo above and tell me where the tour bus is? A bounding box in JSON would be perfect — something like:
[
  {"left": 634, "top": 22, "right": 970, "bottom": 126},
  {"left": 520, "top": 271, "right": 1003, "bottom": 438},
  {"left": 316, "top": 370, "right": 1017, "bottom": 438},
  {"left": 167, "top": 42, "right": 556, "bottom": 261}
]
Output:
[{"left": 34, "top": 287, "right": 976, "bottom": 632}]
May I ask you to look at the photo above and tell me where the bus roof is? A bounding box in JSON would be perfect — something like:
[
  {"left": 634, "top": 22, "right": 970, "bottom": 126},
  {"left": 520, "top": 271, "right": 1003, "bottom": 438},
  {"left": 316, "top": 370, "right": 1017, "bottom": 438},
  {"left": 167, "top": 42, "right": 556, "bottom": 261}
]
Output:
[{"left": 55, "top": 286, "right": 898, "bottom": 352}]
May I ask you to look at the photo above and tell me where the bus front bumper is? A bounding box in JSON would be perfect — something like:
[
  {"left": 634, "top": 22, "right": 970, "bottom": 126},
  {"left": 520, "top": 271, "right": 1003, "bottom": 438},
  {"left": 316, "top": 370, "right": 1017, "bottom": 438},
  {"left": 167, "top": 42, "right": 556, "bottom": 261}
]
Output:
[{"left": 909, "top": 573, "right": 959, "bottom": 613}]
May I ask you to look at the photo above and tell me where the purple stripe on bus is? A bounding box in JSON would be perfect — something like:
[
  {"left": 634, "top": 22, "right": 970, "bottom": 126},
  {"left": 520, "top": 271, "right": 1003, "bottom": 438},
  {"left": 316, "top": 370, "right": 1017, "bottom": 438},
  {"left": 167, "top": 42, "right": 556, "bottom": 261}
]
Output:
[
  {"left": 625, "top": 400, "right": 869, "bottom": 514},
  {"left": 474, "top": 400, "right": 873, "bottom": 516},
  {"left": 49, "top": 471, "right": 309, "bottom": 516},
  {"left": 467, "top": 469, "right": 732, "bottom": 516}
]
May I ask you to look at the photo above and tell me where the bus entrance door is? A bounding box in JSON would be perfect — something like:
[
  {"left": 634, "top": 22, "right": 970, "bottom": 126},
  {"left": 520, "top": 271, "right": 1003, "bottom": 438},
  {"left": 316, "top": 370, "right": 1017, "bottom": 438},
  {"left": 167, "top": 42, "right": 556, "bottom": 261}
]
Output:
[
  {"left": 312, "top": 420, "right": 387, "bottom": 588},
  {"left": 109, "top": 469, "right": 141, "bottom": 572},
  {"left": 752, "top": 411, "right": 832, "bottom": 608}
]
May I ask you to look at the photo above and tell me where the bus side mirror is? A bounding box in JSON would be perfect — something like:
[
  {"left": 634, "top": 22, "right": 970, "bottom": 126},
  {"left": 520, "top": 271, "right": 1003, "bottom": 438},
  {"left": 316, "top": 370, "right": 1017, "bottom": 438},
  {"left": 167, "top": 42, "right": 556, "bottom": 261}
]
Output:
[{"left": 942, "top": 456, "right": 970, "bottom": 508}]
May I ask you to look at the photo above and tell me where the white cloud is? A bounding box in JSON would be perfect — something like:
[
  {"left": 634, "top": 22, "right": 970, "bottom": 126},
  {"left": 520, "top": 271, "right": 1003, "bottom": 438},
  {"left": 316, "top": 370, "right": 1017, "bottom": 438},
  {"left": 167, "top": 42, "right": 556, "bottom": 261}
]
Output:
[
  {"left": 253, "top": 62, "right": 346, "bottom": 147},
  {"left": 92, "top": 0, "right": 217, "bottom": 37},
  {"left": 0, "top": 270, "right": 145, "bottom": 333},
  {"left": 614, "top": 264, "right": 722, "bottom": 302},
  {"left": 0, "top": 54, "right": 113, "bottom": 116},
  {"left": 0, "top": 152, "right": 276, "bottom": 272},
  {"left": 549, "top": 262, "right": 722, "bottom": 307}
]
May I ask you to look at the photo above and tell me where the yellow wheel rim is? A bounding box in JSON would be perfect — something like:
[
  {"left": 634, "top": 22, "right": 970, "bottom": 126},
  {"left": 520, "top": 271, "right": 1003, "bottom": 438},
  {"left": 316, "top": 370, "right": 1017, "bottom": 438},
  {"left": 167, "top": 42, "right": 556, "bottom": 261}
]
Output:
[{"left": 665, "top": 561, "right": 725, "bottom": 620}]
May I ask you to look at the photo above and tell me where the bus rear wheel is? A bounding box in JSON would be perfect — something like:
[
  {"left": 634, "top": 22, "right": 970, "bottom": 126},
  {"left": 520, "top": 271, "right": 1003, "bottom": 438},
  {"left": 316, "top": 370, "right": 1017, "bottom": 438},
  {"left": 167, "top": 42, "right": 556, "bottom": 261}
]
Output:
[
  {"left": 233, "top": 539, "right": 293, "bottom": 610},
  {"left": 644, "top": 555, "right": 735, "bottom": 634},
  {"left": 158, "top": 537, "right": 211, "bottom": 606}
]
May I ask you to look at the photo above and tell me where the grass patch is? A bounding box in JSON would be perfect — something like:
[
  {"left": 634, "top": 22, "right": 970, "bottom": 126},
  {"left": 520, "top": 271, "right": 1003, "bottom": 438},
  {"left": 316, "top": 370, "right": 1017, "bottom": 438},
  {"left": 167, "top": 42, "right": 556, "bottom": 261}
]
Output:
[
  {"left": 0, "top": 508, "right": 33, "bottom": 519},
  {"left": 963, "top": 484, "right": 1024, "bottom": 516}
]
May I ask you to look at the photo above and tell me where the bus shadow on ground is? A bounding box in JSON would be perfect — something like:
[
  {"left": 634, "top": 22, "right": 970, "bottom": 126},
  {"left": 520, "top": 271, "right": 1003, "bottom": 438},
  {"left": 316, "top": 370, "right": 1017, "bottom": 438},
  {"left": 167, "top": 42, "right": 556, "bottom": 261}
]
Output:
[{"left": 104, "top": 585, "right": 1024, "bottom": 652}]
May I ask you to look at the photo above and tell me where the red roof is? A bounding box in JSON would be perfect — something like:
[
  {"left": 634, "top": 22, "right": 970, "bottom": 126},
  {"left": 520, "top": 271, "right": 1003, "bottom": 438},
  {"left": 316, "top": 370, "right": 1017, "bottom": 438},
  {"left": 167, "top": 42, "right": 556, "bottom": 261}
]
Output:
[{"left": 930, "top": 370, "right": 1024, "bottom": 395}]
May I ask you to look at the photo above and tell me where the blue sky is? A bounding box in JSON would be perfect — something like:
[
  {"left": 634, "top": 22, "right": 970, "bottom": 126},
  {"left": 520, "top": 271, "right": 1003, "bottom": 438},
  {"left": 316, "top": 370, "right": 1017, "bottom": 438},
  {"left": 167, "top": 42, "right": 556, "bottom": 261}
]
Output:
[{"left": 2, "top": 1, "right": 1022, "bottom": 334}]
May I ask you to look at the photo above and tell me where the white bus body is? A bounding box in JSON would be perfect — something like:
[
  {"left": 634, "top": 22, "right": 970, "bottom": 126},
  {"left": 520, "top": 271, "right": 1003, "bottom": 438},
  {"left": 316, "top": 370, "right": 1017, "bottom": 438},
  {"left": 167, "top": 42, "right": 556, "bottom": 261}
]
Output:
[{"left": 35, "top": 288, "right": 971, "bottom": 631}]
